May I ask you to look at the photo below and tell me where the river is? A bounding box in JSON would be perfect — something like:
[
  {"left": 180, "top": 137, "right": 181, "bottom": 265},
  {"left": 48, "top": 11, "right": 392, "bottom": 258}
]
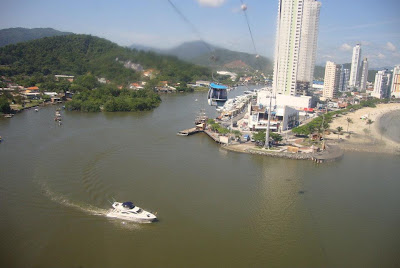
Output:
[{"left": 0, "top": 87, "right": 399, "bottom": 267}]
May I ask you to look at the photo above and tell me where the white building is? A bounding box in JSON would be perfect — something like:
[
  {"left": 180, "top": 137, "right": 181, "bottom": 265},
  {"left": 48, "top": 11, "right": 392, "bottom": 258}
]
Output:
[
  {"left": 359, "top": 58, "right": 368, "bottom": 92},
  {"left": 257, "top": 90, "right": 312, "bottom": 110},
  {"left": 372, "top": 70, "right": 390, "bottom": 99},
  {"left": 297, "top": 0, "right": 322, "bottom": 86},
  {"left": 349, "top": 44, "right": 362, "bottom": 89},
  {"left": 272, "top": 0, "right": 322, "bottom": 96},
  {"left": 338, "top": 67, "right": 350, "bottom": 92},
  {"left": 249, "top": 104, "right": 299, "bottom": 131},
  {"left": 323, "top": 61, "right": 341, "bottom": 99},
  {"left": 391, "top": 65, "right": 400, "bottom": 98}
]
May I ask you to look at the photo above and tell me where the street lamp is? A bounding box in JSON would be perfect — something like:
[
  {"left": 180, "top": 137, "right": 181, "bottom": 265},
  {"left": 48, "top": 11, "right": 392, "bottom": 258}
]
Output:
[{"left": 265, "top": 89, "right": 273, "bottom": 149}]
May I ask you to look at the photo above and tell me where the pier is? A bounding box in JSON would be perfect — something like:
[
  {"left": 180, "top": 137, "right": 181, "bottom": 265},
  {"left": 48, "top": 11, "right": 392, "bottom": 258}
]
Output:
[
  {"left": 177, "top": 127, "right": 202, "bottom": 136},
  {"left": 311, "top": 144, "right": 343, "bottom": 163}
]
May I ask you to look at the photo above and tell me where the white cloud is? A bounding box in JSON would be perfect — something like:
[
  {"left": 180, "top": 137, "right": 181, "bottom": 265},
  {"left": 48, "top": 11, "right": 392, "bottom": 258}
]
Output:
[
  {"left": 385, "top": 42, "right": 396, "bottom": 52},
  {"left": 378, "top": 53, "right": 386, "bottom": 59},
  {"left": 361, "top": 41, "right": 371, "bottom": 46},
  {"left": 339, "top": 43, "right": 352, "bottom": 51},
  {"left": 196, "top": 0, "right": 226, "bottom": 7}
]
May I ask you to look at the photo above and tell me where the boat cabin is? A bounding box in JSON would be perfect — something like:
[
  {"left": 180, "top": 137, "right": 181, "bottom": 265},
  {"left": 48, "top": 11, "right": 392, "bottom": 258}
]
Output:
[{"left": 122, "top": 202, "right": 135, "bottom": 209}]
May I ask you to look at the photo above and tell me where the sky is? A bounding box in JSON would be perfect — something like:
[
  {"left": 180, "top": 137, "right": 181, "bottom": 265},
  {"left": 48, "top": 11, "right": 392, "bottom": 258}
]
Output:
[{"left": 1, "top": 0, "right": 399, "bottom": 68}]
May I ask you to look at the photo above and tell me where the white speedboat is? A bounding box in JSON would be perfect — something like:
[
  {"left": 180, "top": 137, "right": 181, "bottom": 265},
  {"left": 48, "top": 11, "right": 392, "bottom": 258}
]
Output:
[{"left": 107, "top": 201, "right": 157, "bottom": 222}]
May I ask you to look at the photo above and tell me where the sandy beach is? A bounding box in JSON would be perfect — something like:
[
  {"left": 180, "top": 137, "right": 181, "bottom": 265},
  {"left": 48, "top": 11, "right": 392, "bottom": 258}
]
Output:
[{"left": 326, "top": 103, "right": 400, "bottom": 154}]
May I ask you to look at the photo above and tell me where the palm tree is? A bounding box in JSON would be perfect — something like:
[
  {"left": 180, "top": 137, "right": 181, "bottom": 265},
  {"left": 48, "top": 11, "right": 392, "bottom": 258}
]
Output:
[
  {"left": 366, "top": 119, "right": 374, "bottom": 130},
  {"left": 346, "top": 117, "right": 353, "bottom": 133},
  {"left": 336, "top": 126, "right": 343, "bottom": 140},
  {"left": 379, "top": 126, "right": 387, "bottom": 141},
  {"left": 363, "top": 128, "right": 370, "bottom": 142}
]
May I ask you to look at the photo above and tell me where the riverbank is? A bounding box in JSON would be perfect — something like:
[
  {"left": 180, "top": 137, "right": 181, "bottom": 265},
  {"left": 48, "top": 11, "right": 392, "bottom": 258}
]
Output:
[{"left": 326, "top": 103, "right": 400, "bottom": 154}]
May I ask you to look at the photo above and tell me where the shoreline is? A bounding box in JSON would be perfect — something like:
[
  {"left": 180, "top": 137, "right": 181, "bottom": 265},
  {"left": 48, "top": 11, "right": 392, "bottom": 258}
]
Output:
[{"left": 326, "top": 103, "right": 400, "bottom": 155}]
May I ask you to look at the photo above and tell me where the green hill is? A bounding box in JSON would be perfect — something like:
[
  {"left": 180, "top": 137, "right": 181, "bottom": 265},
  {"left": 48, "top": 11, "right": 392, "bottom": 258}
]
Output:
[
  {"left": 189, "top": 48, "right": 272, "bottom": 74},
  {"left": 0, "top": 27, "right": 72, "bottom": 47},
  {"left": 0, "top": 34, "right": 211, "bottom": 85},
  {"left": 0, "top": 34, "right": 212, "bottom": 112},
  {"left": 131, "top": 40, "right": 273, "bottom": 74}
]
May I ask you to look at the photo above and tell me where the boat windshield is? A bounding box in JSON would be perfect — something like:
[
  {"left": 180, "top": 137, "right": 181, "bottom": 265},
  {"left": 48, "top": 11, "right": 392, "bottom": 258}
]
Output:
[{"left": 122, "top": 202, "right": 135, "bottom": 209}]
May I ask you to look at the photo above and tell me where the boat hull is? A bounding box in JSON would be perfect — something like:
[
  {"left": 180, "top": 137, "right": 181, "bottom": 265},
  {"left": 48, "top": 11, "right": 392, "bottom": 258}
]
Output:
[{"left": 106, "top": 211, "right": 157, "bottom": 223}]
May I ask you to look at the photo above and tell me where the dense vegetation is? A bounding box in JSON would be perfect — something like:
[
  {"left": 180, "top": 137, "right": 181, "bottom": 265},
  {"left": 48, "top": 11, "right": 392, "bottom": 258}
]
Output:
[
  {"left": 0, "top": 27, "right": 72, "bottom": 47},
  {"left": 65, "top": 86, "right": 161, "bottom": 112},
  {"left": 0, "top": 34, "right": 213, "bottom": 112},
  {"left": 0, "top": 34, "right": 211, "bottom": 85},
  {"left": 0, "top": 95, "right": 11, "bottom": 114}
]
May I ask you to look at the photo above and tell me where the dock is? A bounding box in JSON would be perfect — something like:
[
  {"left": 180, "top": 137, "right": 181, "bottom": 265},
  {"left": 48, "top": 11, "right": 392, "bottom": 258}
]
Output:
[
  {"left": 177, "top": 127, "right": 202, "bottom": 136},
  {"left": 311, "top": 144, "right": 343, "bottom": 163}
]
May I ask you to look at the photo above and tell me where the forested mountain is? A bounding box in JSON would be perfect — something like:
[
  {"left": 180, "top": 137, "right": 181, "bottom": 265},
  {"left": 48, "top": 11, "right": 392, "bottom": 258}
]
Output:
[
  {"left": 0, "top": 34, "right": 212, "bottom": 112},
  {"left": 0, "top": 27, "right": 72, "bottom": 47},
  {"left": 130, "top": 40, "right": 273, "bottom": 73},
  {"left": 0, "top": 34, "right": 211, "bottom": 85}
]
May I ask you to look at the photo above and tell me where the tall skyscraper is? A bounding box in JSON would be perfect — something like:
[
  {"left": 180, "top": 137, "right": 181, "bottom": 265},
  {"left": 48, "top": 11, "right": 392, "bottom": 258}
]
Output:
[
  {"left": 359, "top": 58, "right": 369, "bottom": 91},
  {"left": 297, "top": 0, "right": 321, "bottom": 85},
  {"left": 372, "top": 70, "right": 390, "bottom": 99},
  {"left": 338, "top": 66, "right": 350, "bottom": 92},
  {"left": 272, "top": 0, "right": 322, "bottom": 96},
  {"left": 349, "top": 44, "right": 362, "bottom": 89},
  {"left": 391, "top": 65, "right": 400, "bottom": 98},
  {"left": 323, "top": 61, "right": 341, "bottom": 99}
]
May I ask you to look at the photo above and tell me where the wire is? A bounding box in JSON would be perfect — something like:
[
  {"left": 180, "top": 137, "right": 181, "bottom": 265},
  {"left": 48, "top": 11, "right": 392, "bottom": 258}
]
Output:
[
  {"left": 240, "top": 0, "right": 258, "bottom": 56},
  {"left": 167, "top": 0, "right": 214, "bottom": 54}
]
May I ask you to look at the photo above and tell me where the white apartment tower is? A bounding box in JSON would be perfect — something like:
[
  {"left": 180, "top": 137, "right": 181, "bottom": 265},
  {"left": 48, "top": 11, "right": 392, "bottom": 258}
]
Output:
[
  {"left": 272, "top": 0, "right": 322, "bottom": 96},
  {"left": 359, "top": 58, "right": 369, "bottom": 91},
  {"left": 349, "top": 44, "right": 362, "bottom": 89},
  {"left": 372, "top": 70, "right": 390, "bottom": 99},
  {"left": 391, "top": 65, "right": 400, "bottom": 98},
  {"left": 297, "top": 0, "right": 321, "bottom": 84},
  {"left": 323, "top": 61, "right": 341, "bottom": 99}
]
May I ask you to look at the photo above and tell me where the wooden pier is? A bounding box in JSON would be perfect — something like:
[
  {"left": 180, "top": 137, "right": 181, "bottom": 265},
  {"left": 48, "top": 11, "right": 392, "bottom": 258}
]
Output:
[{"left": 177, "top": 127, "right": 202, "bottom": 136}]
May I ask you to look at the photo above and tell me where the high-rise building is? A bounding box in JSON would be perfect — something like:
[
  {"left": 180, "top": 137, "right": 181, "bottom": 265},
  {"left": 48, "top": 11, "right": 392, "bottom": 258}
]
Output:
[
  {"left": 272, "top": 0, "right": 322, "bottom": 96},
  {"left": 372, "top": 70, "right": 390, "bottom": 99},
  {"left": 349, "top": 44, "right": 362, "bottom": 89},
  {"left": 391, "top": 65, "right": 400, "bottom": 98},
  {"left": 338, "top": 66, "right": 350, "bottom": 92},
  {"left": 297, "top": 0, "right": 322, "bottom": 85},
  {"left": 359, "top": 58, "right": 369, "bottom": 91},
  {"left": 323, "top": 61, "right": 341, "bottom": 99}
]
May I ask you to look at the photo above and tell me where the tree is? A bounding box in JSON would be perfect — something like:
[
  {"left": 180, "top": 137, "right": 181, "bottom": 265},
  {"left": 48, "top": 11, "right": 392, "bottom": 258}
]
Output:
[
  {"left": 253, "top": 130, "right": 266, "bottom": 143},
  {"left": 0, "top": 96, "right": 11, "bottom": 114},
  {"left": 363, "top": 128, "right": 370, "bottom": 142},
  {"left": 366, "top": 119, "right": 374, "bottom": 130},
  {"left": 270, "top": 132, "right": 283, "bottom": 144},
  {"left": 232, "top": 130, "right": 241, "bottom": 138},
  {"left": 336, "top": 126, "right": 343, "bottom": 140},
  {"left": 379, "top": 126, "right": 387, "bottom": 141},
  {"left": 346, "top": 117, "right": 353, "bottom": 133}
]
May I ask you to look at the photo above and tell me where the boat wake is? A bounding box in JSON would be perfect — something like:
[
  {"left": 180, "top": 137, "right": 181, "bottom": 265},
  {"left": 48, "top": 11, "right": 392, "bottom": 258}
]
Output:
[
  {"left": 38, "top": 180, "right": 108, "bottom": 216},
  {"left": 37, "top": 181, "right": 144, "bottom": 229}
]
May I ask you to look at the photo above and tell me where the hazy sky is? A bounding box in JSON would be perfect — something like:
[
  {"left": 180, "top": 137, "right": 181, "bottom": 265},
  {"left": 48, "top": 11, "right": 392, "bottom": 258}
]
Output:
[{"left": 1, "top": 0, "right": 399, "bottom": 68}]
